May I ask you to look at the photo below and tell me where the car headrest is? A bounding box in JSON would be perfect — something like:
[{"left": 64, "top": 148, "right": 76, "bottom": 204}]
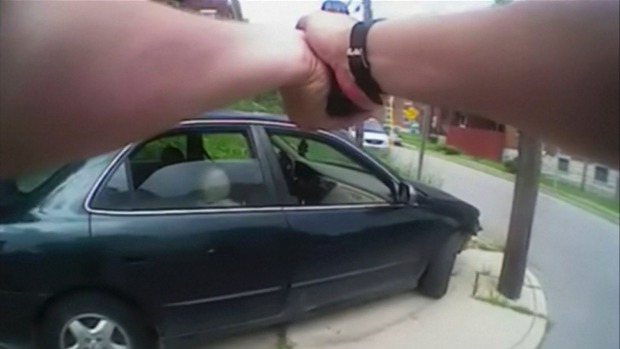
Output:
[
  {"left": 160, "top": 146, "right": 184, "bottom": 165},
  {"left": 139, "top": 161, "right": 230, "bottom": 202},
  {"left": 197, "top": 165, "right": 231, "bottom": 203}
]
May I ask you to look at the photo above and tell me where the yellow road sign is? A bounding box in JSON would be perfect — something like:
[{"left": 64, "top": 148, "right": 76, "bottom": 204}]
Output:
[{"left": 404, "top": 106, "right": 419, "bottom": 121}]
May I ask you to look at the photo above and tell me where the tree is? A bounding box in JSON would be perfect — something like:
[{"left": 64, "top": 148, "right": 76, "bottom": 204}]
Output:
[{"left": 227, "top": 91, "right": 284, "bottom": 115}]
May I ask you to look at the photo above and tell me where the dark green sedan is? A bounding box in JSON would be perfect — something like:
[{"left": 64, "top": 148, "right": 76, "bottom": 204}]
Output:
[{"left": 0, "top": 111, "right": 480, "bottom": 349}]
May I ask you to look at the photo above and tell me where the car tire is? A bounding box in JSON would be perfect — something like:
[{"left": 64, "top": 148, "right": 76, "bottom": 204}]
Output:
[
  {"left": 38, "top": 293, "right": 157, "bottom": 349},
  {"left": 418, "top": 233, "right": 464, "bottom": 299}
]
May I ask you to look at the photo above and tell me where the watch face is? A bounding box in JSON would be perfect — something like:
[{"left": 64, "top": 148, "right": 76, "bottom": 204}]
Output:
[{"left": 321, "top": 0, "right": 349, "bottom": 14}]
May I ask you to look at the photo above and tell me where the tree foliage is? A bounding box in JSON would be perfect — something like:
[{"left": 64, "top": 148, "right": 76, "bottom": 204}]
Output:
[{"left": 227, "top": 91, "right": 284, "bottom": 115}]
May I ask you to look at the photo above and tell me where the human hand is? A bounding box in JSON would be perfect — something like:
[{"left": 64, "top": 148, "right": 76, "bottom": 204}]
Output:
[
  {"left": 279, "top": 30, "right": 368, "bottom": 130},
  {"left": 296, "top": 11, "right": 379, "bottom": 112}
]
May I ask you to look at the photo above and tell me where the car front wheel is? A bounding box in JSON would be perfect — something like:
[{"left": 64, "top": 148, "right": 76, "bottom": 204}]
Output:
[
  {"left": 38, "top": 293, "right": 157, "bottom": 349},
  {"left": 418, "top": 233, "right": 464, "bottom": 299}
]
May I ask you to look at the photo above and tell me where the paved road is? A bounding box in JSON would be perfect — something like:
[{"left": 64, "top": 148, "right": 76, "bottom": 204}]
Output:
[{"left": 390, "top": 147, "right": 620, "bottom": 349}]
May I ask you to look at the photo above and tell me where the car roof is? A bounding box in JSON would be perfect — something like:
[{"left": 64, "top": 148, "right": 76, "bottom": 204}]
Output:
[
  {"left": 185, "top": 110, "right": 355, "bottom": 143},
  {"left": 189, "top": 109, "right": 293, "bottom": 125},
  {"left": 364, "top": 118, "right": 382, "bottom": 124}
]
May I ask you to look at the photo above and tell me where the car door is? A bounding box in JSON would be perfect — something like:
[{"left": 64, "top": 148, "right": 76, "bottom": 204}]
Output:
[
  {"left": 260, "top": 126, "right": 435, "bottom": 311},
  {"left": 88, "top": 124, "right": 298, "bottom": 337}
]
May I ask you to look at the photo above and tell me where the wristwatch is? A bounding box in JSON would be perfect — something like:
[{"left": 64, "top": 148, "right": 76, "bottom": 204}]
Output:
[{"left": 347, "top": 20, "right": 385, "bottom": 105}]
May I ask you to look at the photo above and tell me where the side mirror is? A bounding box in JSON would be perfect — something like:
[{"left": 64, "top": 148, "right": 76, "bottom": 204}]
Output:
[{"left": 397, "top": 182, "right": 413, "bottom": 204}]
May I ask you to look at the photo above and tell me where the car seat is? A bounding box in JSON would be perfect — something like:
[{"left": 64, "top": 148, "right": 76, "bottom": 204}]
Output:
[{"left": 139, "top": 161, "right": 238, "bottom": 208}]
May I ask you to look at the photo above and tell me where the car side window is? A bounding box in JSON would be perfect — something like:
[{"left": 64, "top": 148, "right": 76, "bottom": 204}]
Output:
[
  {"left": 276, "top": 135, "right": 365, "bottom": 171},
  {"left": 202, "top": 133, "right": 252, "bottom": 160},
  {"left": 132, "top": 134, "right": 187, "bottom": 162},
  {"left": 91, "top": 128, "right": 272, "bottom": 210},
  {"left": 268, "top": 130, "right": 393, "bottom": 206}
]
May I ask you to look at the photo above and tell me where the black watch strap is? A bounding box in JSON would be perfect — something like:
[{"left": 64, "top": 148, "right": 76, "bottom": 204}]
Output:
[{"left": 348, "top": 20, "right": 384, "bottom": 105}]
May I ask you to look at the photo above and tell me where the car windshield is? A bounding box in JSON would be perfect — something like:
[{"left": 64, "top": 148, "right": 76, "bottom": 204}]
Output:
[
  {"left": 364, "top": 120, "right": 386, "bottom": 133},
  {"left": 321, "top": 0, "right": 349, "bottom": 14}
]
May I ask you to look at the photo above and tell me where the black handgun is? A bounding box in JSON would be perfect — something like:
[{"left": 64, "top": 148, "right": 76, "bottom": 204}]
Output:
[{"left": 325, "top": 70, "right": 366, "bottom": 117}]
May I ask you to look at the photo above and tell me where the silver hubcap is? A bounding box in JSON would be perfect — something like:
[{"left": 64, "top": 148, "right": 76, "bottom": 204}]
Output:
[{"left": 60, "top": 314, "right": 131, "bottom": 349}]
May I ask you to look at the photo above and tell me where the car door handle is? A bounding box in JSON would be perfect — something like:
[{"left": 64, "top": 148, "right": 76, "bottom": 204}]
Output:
[{"left": 206, "top": 248, "right": 216, "bottom": 255}]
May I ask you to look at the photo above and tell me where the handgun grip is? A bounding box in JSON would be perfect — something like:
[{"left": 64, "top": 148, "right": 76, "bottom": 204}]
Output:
[{"left": 325, "top": 70, "right": 365, "bottom": 117}]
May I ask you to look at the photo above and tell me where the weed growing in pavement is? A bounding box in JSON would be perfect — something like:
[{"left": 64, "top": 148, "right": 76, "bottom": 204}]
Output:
[
  {"left": 276, "top": 327, "right": 295, "bottom": 349},
  {"left": 473, "top": 291, "right": 548, "bottom": 320}
]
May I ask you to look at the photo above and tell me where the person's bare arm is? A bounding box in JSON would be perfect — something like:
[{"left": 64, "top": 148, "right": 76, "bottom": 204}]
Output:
[
  {"left": 301, "top": 1, "right": 620, "bottom": 167},
  {"left": 0, "top": 0, "right": 325, "bottom": 177}
]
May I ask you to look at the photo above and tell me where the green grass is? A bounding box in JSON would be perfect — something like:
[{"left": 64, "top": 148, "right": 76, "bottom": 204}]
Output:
[
  {"left": 399, "top": 133, "right": 442, "bottom": 152},
  {"left": 539, "top": 175, "right": 620, "bottom": 218},
  {"left": 400, "top": 134, "right": 620, "bottom": 223}
]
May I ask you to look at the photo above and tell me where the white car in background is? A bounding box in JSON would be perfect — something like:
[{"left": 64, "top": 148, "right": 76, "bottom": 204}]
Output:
[{"left": 349, "top": 118, "right": 390, "bottom": 153}]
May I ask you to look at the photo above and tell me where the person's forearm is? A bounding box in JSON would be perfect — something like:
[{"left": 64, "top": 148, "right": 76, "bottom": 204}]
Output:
[
  {"left": 0, "top": 0, "right": 306, "bottom": 176},
  {"left": 368, "top": 1, "right": 619, "bottom": 166}
]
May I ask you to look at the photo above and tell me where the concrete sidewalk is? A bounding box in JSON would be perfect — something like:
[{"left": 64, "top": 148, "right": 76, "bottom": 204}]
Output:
[{"left": 203, "top": 247, "right": 548, "bottom": 349}]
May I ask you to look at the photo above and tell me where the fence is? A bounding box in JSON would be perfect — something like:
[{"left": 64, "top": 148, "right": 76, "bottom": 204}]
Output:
[{"left": 541, "top": 155, "right": 620, "bottom": 199}]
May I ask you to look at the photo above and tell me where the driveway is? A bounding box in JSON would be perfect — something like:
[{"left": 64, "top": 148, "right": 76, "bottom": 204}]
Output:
[{"left": 390, "top": 147, "right": 620, "bottom": 349}]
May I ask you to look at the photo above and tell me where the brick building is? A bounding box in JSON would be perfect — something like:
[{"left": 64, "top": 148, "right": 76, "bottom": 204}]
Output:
[
  {"left": 389, "top": 97, "right": 519, "bottom": 161},
  {"left": 438, "top": 111, "right": 520, "bottom": 161}
]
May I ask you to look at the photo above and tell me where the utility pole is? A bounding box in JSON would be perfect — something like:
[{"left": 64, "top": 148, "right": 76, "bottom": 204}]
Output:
[
  {"left": 493, "top": 0, "right": 543, "bottom": 301},
  {"left": 417, "top": 105, "right": 431, "bottom": 181},
  {"left": 354, "top": 0, "right": 373, "bottom": 147},
  {"left": 498, "top": 133, "right": 542, "bottom": 299}
]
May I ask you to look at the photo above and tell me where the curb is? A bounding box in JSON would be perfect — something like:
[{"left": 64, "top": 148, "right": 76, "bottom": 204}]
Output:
[
  {"left": 464, "top": 249, "right": 550, "bottom": 349},
  {"left": 511, "top": 269, "right": 549, "bottom": 349}
]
